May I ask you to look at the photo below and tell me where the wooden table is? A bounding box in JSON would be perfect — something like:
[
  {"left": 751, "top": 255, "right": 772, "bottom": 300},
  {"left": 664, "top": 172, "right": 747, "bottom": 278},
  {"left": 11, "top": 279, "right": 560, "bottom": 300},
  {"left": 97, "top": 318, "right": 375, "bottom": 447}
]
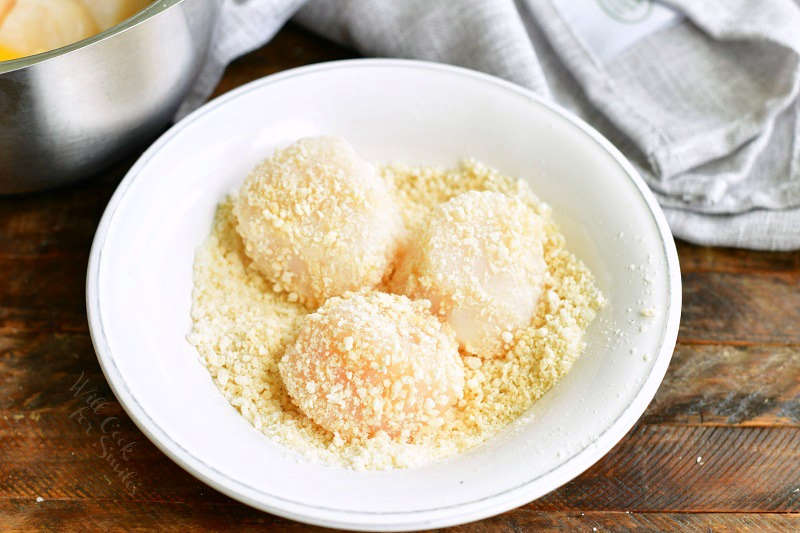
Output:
[{"left": 2, "top": 25, "right": 799, "bottom": 532}]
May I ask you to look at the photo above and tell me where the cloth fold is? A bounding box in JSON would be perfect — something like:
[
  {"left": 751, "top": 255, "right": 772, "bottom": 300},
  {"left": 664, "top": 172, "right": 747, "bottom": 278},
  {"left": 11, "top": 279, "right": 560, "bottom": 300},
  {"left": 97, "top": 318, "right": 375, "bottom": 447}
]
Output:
[{"left": 186, "top": 0, "right": 800, "bottom": 250}]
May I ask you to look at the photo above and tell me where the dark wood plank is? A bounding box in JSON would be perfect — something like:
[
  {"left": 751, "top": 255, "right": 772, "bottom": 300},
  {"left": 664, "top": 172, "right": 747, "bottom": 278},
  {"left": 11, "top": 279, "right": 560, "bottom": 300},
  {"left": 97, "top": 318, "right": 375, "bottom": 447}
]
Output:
[
  {"left": 677, "top": 240, "right": 800, "bottom": 274},
  {"left": 456, "top": 510, "right": 800, "bottom": 532},
  {"left": 645, "top": 344, "right": 800, "bottom": 426},
  {"left": 0, "top": 158, "right": 125, "bottom": 257},
  {"left": 0, "top": 333, "right": 99, "bottom": 411},
  {"left": 2, "top": 502, "right": 799, "bottom": 533},
  {"left": 679, "top": 271, "right": 800, "bottom": 345},
  {"left": 0, "top": 255, "right": 87, "bottom": 314},
  {"left": 3, "top": 404, "right": 800, "bottom": 513},
  {"left": 0, "top": 308, "right": 87, "bottom": 336},
  {"left": 535, "top": 424, "right": 800, "bottom": 512},
  {"left": 0, "top": 499, "right": 284, "bottom": 532}
]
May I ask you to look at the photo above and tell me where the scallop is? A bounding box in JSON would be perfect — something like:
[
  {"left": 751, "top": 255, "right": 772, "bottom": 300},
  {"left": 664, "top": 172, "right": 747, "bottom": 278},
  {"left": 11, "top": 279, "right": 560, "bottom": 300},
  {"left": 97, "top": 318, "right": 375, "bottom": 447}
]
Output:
[
  {"left": 0, "top": 1, "right": 13, "bottom": 60},
  {"left": 79, "top": 0, "right": 151, "bottom": 31},
  {"left": 0, "top": 0, "right": 149, "bottom": 60},
  {"left": 234, "top": 136, "right": 404, "bottom": 308},
  {"left": 391, "top": 191, "right": 547, "bottom": 358},
  {"left": 279, "top": 291, "right": 464, "bottom": 441},
  {"left": 0, "top": 1, "right": 12, "bottom": 24},
  {"left": 0, "top": 0, "right": 98, "bottom": 58}
]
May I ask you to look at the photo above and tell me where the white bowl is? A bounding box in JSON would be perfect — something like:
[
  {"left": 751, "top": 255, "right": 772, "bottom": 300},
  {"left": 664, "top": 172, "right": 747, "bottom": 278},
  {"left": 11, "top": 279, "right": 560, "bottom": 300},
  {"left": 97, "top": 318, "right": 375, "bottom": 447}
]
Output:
[{"left": 87, "top": 59, "right": 680, "bottom": 531}]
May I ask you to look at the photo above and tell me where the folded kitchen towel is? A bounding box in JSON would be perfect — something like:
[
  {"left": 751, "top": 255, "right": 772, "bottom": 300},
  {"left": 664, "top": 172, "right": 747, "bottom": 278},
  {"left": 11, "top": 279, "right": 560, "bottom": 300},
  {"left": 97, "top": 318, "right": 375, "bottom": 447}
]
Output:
[{"left": 185, "top": 0, "right": 800, "bottom": 250}]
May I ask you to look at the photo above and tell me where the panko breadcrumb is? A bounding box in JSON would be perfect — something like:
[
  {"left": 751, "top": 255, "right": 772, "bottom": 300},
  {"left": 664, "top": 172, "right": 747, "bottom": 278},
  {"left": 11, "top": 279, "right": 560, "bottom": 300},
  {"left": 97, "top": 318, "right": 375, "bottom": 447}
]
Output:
[
  {"left": 234, "top": 136, "right": 404, "bottom": 308},
  {"left": 390, "top": 190, "right": 547, "bottom": 358},
  {"left": 279, "top": 291, "right": 464, "bottom": 441},
  {"left": 189, "top": 159, "right": 605, "bottom": 470}
]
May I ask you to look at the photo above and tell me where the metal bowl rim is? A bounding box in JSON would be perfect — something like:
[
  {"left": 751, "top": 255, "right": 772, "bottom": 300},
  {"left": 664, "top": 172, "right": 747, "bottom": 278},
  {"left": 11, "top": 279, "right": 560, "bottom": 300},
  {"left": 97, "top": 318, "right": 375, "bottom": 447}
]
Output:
[{"left": 0, "top": 0, "right": 186, "bottom": 75}]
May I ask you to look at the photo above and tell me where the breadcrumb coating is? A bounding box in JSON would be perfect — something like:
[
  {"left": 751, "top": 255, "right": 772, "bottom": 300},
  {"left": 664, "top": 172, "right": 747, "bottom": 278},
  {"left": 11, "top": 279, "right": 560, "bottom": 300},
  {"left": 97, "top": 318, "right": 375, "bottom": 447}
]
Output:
[
  {"left": 234, "top": 136, "right": 404, "bottom": 308},
  {"left": 390, "top": 191, "right": 546, "bottom": 357},
  {"left": 190, "top": 158, "right": 605, "bottom": 470},
  {"left": 279, "top": 291, "right": 464, "bottom": 441}
]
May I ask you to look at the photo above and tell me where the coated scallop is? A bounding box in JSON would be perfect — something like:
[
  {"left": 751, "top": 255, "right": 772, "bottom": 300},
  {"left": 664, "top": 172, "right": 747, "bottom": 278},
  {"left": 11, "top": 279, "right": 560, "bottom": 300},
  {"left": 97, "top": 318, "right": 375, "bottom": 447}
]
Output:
[
  {"left": 278, "top": 291, "right": 465, "bottom": 441},
  {"left": 391, "top": 191, "right": 547, "bottom": 357},
  {"left": 234, "top": 136, "right": 404, "bottom": 308}
]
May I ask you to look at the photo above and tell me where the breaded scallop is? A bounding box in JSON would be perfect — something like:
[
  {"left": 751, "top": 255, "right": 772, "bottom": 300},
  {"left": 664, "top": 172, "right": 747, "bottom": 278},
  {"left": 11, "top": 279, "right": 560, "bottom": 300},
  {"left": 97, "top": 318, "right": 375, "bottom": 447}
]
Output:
[
  {"left": 278, "top": 291, "right": 464, "bottom": 441},
  {"left": 234, "top": 136, "right": 404, "bottom": 308},
  {"left": 391, "top": 191, "right": 547, "bottom": 357}
]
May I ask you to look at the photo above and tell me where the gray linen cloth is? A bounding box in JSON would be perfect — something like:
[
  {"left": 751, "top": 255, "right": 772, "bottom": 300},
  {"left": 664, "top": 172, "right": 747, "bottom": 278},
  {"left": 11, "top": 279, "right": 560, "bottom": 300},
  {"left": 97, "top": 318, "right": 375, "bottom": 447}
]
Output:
[{"left": 184, "top": 0, "right": 800, "bottom": 250}]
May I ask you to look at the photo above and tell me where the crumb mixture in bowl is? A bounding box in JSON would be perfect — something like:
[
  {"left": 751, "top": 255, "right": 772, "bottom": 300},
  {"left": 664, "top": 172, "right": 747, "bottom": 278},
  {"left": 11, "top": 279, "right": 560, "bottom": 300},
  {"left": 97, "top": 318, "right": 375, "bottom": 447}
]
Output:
[{"left": 188, "top": 150, "right": 605, "bottom": 470}]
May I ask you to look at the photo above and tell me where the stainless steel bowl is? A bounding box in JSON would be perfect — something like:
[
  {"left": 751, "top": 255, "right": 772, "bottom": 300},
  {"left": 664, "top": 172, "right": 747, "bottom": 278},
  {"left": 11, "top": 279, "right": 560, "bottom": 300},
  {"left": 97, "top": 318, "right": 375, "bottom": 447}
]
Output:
[{"left": 0, "top": 0, "right": 218, "bottom": 193}]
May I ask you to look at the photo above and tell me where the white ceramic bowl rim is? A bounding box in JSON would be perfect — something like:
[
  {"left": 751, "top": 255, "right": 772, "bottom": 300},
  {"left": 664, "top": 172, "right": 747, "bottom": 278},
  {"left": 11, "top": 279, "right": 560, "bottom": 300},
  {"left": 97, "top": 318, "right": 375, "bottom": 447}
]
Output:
[{"left": 87, "top": 59, "right": 681, "bottom": 528}]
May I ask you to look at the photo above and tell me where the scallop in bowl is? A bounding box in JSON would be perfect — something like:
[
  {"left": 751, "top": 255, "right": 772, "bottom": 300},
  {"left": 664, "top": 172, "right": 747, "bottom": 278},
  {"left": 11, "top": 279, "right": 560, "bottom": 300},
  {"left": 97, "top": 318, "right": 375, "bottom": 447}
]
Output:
[
  {"left": 0, "top": 0, "right": 217, "bottom": 193},
  {"left": 87, "top": 60, "right": 681, "bottom": 531}
]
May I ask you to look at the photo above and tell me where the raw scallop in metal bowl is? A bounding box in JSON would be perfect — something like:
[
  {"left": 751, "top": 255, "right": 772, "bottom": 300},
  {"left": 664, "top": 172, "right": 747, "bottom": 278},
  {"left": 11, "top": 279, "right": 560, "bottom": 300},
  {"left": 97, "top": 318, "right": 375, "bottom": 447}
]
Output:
[{"left": 0, "top": 0, "right": 218, "bottom": 193}]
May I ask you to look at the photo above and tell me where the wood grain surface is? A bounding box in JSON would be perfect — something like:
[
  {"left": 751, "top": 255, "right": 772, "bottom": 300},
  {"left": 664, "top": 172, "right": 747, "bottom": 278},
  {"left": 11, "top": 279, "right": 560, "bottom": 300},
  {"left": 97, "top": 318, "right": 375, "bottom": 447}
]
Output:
[{"left": 1, "top": 24, "right": 799, "bottom": 532}]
